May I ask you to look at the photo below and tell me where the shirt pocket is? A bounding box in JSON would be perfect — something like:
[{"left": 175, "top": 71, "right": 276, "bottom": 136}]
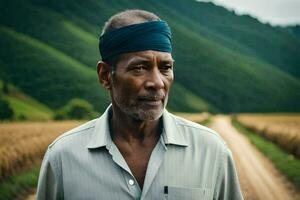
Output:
[{"left": 166, "top": 186, "right": 212, "bottom": 200}]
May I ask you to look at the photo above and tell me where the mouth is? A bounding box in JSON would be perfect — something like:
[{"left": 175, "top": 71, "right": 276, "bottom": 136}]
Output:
[
  {"left": 139, "top": 99, "right": 162, "bottom": 106},
  {"left": 138, "top": 95, "right": 164, "bottom": 107}
]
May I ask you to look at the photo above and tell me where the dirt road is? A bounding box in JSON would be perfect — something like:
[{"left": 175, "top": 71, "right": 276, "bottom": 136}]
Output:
[
  {"left": 23, "top": 193, "right": 35, "bottom": 200},
  {"left": 208, "top": 115, "right": 299, "bottom": 200}
]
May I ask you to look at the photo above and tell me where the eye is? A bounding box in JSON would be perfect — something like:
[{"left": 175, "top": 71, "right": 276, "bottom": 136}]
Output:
[
  {"left": 130, "top": 64, "right": 147, "bottom": 73},
  {"left": 160, "top": 64, "right": 173, "bottom": 72}
]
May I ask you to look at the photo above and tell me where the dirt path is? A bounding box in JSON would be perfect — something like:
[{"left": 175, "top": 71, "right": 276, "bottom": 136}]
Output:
[
  {"left": 208, "top": 115, "right": 299, "bottom": 200},
  {"left": 23, "top": 193, "right": 35, "bottom": 200}
]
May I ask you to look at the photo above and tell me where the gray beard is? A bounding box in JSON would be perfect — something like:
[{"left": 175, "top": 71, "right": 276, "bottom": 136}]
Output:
[{"left": 114, "top": 95, "right": 168, "bottom": 121}]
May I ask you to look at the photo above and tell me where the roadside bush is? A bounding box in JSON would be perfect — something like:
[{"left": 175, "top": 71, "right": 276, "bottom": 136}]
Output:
[{"left": 54, "top": 98, "right": 98, "bottom": 120}]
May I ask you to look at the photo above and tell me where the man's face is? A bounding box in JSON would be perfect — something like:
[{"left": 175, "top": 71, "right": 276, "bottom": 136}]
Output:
[{"left": 109, "top": 50, "right": 174, "bottom": 121}]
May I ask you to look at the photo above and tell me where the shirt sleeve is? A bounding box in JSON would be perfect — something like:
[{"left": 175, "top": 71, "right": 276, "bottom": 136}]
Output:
[
  {"left": 36, "top": 148, "right": 63, "bottom": 200},
  {"left": 214, "top": 148, "right": 244, "bottom": 200}
]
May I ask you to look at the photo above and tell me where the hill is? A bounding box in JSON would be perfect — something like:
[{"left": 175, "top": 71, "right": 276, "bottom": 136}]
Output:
[
  {"left": 288, "top": 25, "right": 300, "bottom": 40},
  {"left": 0, "top": 80, "right": 53, "bottom": 120},
  {"left": 0, "top": 0, "right": 299, "bottom": 113}
]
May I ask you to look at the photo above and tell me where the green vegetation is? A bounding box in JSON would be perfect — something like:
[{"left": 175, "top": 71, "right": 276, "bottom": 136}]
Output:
[
  {"left": 0, "top": 97, "right": 14, "bottom": 120},
  {"left": 55, "top": 98, "right": 98, "bottom": 120},
  {"left": 0, "top": 26, "right": 110, "bottom": 111},
  {"left": 232, "top": 118, "right": 300, "bottom": 187},
  {"left": 168, "top": 82, "right": 217, "bottom": 113},
  {"left": 0, "top": 0, "right": 299, "bottom": 115},
  {"left": 0, "top": 166, "right": 39, "bottom": 200},
  {"left": 287, "top": 25, "right": 300, "bottom": 40},
  {"left": 201, "top": 116, "right": 211, "bottom": 126},
  {"left": 0, "top": 80, "right": 53, "bottom": 121},
  {"left": 4, "top": 96, "right": 52, "bottom": 121}
]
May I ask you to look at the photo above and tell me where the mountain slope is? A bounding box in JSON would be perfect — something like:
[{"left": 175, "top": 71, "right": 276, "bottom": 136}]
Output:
[
  {"left": 161, "top": 0, "right": 300, "bottom": 78},
  {"left": 0, "top": 0, "right": 299, "bottom": 113},
  {"left": 0, "top": 26, "right": 110, "bottom": 111},
  {"left": 0, "top": 80, "right": 53, "bottom": 120}
]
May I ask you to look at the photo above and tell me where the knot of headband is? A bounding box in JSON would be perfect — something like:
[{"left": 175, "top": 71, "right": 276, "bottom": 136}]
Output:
[{"left": 99, "top": 21, "right": 172, "bottom": 61}]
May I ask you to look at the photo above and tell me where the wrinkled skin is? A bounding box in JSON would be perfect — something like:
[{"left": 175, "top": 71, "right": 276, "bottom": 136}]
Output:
[{"left": 98, "top": 50, "right": 174, "bottom": 122}]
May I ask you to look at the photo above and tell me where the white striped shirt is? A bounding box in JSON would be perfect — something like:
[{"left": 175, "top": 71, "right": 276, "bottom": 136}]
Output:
[{"left": 36, "top": 106, "right": 243, "bottom": 200}]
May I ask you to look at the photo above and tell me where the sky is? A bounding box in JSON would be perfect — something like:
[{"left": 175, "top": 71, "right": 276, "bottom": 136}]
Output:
[{"left": 199, "top": 0, "right": 300, "bottom": 26}]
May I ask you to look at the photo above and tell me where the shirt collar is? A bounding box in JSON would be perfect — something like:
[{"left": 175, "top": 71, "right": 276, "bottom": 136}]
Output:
[
  {"left": 161, "top": 110, "right": 188, "bottom": 147},
  {"left": 86, "top": 105, "right": 112, "bottom": 149},
  {"left": 86, "top": 105, "right": 188, "bottom": 149}
]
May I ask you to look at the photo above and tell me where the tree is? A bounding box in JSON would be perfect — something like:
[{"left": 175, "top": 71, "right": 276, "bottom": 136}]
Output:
[
  {"left": 0, "top": 97, "right": 14, "bottom": 120},
  {"left": 54, "top": 98, "right": 97, "bottom": 120},
  {"left": 2, "top": 81, "right": 9, "bottom": 94}
]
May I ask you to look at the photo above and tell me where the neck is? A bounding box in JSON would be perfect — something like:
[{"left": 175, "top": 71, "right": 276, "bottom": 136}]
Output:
[{"left": 109, "top": 108, "right": 162, "bottom": 145}]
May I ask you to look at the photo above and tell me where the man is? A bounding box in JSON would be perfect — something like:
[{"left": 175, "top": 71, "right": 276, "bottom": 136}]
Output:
[{"left": 37, "top": 9, "right": 243, "bottom": 200}]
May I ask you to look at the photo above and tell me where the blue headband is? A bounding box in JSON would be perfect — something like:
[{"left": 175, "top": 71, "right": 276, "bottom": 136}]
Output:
[{"left": 99, "top": 21, "right": 172, "bottom": 61}]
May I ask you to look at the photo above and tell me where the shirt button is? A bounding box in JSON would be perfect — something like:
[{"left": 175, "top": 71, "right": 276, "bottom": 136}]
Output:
[{"left": 128, "top": 179, "right": 135, "bottom": 185}]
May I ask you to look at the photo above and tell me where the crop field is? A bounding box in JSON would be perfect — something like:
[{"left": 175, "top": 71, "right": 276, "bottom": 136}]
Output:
[
  {"left": 0, "top": 121, "right": 83, "bottom": 181},
  {"left": 235, "top": 114, "right": 300, "bottom": 158},
  {"left": 174, "top": 112, "right": 210, "bottom": 124}
]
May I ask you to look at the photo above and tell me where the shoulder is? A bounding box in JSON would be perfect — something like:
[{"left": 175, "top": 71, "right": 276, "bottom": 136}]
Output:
[
  {"left": 168, "top": 112, "right": 228, "bottom": 150},
  {"left": 48, "top": 118, "right": 97, "bottom": 151}
]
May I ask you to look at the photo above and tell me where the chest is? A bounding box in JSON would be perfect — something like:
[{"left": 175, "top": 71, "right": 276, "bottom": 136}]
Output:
[
  {"left": 61, "top": 143, "right": 219, "bottom": 200},
  {"left": 122, "top": 149, "right": 152, "bottom": 189}
]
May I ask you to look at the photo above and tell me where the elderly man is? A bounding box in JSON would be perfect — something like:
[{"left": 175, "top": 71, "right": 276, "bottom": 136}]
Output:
[{"left": 36, "top": 9, "right": 243, "bottom": 200}]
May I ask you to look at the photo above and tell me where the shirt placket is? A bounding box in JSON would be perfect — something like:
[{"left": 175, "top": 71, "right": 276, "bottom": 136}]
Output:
[
  {"left": 122, "top": 169, "right": 141, "bottom": 199},
  {"left": 106, "top": 141, "right": 142, "bottom": 199},
  {"left": 140, "top": 135, "right": 167, "bottom": 200}
]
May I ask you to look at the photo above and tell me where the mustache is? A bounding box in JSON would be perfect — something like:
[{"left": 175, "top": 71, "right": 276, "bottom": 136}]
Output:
[{"left": 138, "top": 91, "right": 165, "bottom": 100}]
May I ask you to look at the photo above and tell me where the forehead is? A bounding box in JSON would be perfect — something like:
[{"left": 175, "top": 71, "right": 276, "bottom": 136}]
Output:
[{"left": 117, "top": 50, "right": 174, "bottom": 65}]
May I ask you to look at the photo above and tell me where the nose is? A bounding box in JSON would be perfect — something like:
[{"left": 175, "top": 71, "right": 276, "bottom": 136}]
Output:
[{"left": 145, "top": 68, "right": 164, "bottom": 90}]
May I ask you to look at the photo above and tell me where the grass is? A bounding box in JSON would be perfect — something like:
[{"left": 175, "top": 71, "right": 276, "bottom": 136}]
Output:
[
  {"left": 0, "top": 80, "right": 53, "bottom": 121},
  {"left": 0, "top": 166, "right": 39, "bottom": 200},
  {"left": 235, "top": 114, "right": 300, "bottom": 158},
  {"left": 0, "top": 26, "right": 95, "bottom": 76},
  {"left": 201, "top": 116, "right": 211, "bottom": 126},
  {"left": 62, "top": 20, "right": 97, "bottom": 47},
  {"left": 232, "top": 118, "right": 300, "bottom": 187},
  {"left": 4, "top": 95, "right": 53, "bottom": 121},
  {"left": 0, "top": 25, "right": 110, "bottom": 111},
  {"left": 168, "top": 82, "right": 217, "bottom": 113}
]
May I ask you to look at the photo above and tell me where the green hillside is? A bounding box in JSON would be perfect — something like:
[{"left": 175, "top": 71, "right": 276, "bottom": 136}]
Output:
[
  {"left": 288, "top": 25, "right": 300, "bottom": 39},
  {"left": 162, "top": 0, "right": 300, "bottom": 78},
  {"left": 0, "top": 26, "right": 110, "bottom": 111},
  {"left": 0, "top": 81, "right": 53, "bottom": 120},
  {"left": 168, "top": 83, "right": 217, "bottom": 113},
  {"left": 0, "top": 0, "right": 299, "bottom": 113},
  {"left": 3, "top": 95, "right": 52, "bottom": 121}
]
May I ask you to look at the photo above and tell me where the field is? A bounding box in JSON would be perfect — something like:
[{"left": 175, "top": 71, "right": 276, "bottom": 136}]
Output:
[
  {"left": 173, "top": 112, "right": 211, "bottom": 124},
  {"left": 0, "top": 121, "right": 83, "bottom": 181},
  {"left": 1, "top": 113, "right": 300, "bottom": 200},
  {"left": 235, "top": 114, "right": 300, "bottom": 158}
]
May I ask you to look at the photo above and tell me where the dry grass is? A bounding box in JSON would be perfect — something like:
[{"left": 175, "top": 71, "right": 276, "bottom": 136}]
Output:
[
  {"left": 236, "top": 114, "right": 300, "bottom": 158},
  {"left": 0, "top": 121, "right": 83, "bottom": 180}
]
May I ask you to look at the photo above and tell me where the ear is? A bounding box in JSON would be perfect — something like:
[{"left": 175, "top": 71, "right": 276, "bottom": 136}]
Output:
[{"left": 97, "top": 61, "right": 111, "bottom": 90}]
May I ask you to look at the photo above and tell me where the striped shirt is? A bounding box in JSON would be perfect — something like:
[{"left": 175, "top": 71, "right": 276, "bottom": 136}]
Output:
[{"left": 36, "top": 106, "right": 243, "bottom": 200}]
